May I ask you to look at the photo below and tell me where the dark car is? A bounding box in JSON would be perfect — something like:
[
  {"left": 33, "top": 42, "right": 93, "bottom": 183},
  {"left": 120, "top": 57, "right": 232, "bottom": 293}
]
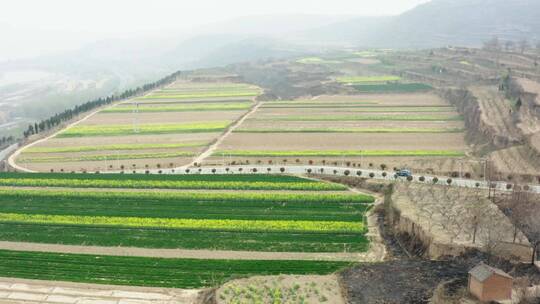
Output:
[{"left": 396, "top": 169, "right": 412, "bottom": 177}]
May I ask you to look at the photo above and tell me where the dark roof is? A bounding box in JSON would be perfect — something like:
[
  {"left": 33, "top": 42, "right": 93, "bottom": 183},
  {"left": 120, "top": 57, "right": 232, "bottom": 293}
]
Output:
[{"left": 469, "top": 263, "right": 512, "bottom": 282}]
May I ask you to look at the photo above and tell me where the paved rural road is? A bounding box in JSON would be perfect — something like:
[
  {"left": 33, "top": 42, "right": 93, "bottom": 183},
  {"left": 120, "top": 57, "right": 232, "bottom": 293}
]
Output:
[
  {"left": 0, "top": 143, "right": 18, "bottom": 162},
  {"left": 146, "top": 165, "right": 540, "bottom": 194}
]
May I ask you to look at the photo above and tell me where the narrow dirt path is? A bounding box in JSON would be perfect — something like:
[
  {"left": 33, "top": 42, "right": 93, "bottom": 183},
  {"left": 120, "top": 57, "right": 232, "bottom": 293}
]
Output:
[
  {"left": 181, "top": 100, "right": 262, "bottom": 168},
  {"left": 0, "top": 277, "right": 202, "bottom": 304},
  {"left": 0, "top": 241, "right": 372, "bottom": 262}
]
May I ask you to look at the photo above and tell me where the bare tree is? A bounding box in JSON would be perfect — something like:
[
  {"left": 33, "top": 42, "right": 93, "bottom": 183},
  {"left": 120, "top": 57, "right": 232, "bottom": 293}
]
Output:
[{"left": 477, "top": 206, "right": 508, "bottom": 262}]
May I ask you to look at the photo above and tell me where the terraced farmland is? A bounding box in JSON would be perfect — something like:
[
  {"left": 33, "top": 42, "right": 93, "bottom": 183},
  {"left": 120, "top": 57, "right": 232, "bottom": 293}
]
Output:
[
  {"left": 0, "top": 173, "right": 370, "bottom": 288},
  {"left": 210, "top": 93, "right": 468, "bottom": 175},
  {"left": 15, "top": 80, "right": 261, "bottom": 172}
]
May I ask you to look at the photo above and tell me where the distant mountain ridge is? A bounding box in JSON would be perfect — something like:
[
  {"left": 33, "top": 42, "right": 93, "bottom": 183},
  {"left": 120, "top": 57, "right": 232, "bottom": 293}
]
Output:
[{"left": 308, "top": 0, "right": 540, "bottom": 48}]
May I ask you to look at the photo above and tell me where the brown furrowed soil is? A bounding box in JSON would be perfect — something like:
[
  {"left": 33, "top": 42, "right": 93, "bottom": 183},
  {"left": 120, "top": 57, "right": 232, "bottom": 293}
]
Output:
[
  {"left": 219, "top": 133, "right": 466, "bottom": 151},
  {"left": 471, "top": 86, "right": 522, "bottom": 142},
  {"left": 84, "top": 111, "right": 244, "bottom": 125},
  {"left": 238, "top": 120, "right": 464, "bottom": 130},
  {"left": 316, "top": 93, "right": 449, "bottom": 106},
  {"left": 23, "top": 156, "right": 195, "bottom": 172},
  {"left": 489, "top": 145, "right": 540, "bottom": 176}
]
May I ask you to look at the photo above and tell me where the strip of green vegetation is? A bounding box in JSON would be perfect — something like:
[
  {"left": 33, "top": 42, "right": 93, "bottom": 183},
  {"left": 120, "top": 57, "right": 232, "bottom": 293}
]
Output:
[
  {"left": 58, "top": 122, "right": 230, "bottom": 137},
  {"left": 138, "top": 91, "right": 260, "bottom": 100},
  {"left": 214, "top": 150, "right": 466, "bottom": 157},
  {"left": 0, "top": 213, "right": 364, "bottom": 233},
  {"left": 102, "top": 103, "right": 252, "bottom": 113},
  {"left": 19, "top": 151, "right": 196, "bottom": 163},
  {"left": 234, "top": 128, "right": 464, "bottom": 134},
  {"left": 250, "top": 114, "right": 463, "bottom": 121},
  {"left": 336, "top": 75, "right": 401, "bottom": 83},
  {"left": 0, "top": 173, "right": 347, "bottom": 191},
  {"left": 0, "top": 250, "right": 352, "bottom": 288},
  {"left": 0, "top": 189, "right": 373, "bottom": 222},
  {"left": 0, "top": 224, "right": 368, "bottom": 252},
  {"left": 352, "top": 83, "right": 433, "bottom": 93},
  {"left": 24, "top": 142, "right": 207, "bottom": 153}
]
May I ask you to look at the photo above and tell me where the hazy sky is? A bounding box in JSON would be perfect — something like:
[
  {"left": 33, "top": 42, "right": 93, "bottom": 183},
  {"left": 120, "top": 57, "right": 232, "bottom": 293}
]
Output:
[{"left": 1, "top": 0, "right": 429, "bottom": 61}]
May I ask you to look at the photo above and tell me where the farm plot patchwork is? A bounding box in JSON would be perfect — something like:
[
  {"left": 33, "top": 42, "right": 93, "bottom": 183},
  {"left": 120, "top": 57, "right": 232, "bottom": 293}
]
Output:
[
  {"left": 0, "top": 173, "right": 370, "bottom": 288},
  {"left": 16, "top": 81, "right": 260, "bottom": 172},
  {"left": 208, "top": 93, "right": 467, "bottom": 174}
]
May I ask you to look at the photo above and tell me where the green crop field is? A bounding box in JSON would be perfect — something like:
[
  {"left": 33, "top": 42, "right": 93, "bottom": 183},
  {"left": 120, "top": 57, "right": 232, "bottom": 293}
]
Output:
[
  {"left": 18, "top": 151, "right": 196, "bottom": 163},
  {"left": 214, "top": 150, "right": 466, "bottom": 157},
  {"left": 102, "top": 103, "right": 253, "bottom": 113},
  {"left": 0, "top": 175, "right": 372, "bottom": 252},
  {"left": 0, "top": 250, "right": 351, "bottom": 288},
  {"left": 0, "top": 173, "right": 347, "bottom": 191},
  {"left": 250, "top": 114, "right": 463, "bottom": 122},
  {"left": 336, "top": 75, "right": 401, "bottom": 83},
  {"left": 352, "top": 83, "right": 433, "bottom": 93},
  {"left": 24, "top": 142, "right": 207, "bottom": 153},
  {"left": 234, "top": 127, "right": 464, "bottom": 134},
  {"left": 57, "top": 122, "right": 231, "bottom": 137}
]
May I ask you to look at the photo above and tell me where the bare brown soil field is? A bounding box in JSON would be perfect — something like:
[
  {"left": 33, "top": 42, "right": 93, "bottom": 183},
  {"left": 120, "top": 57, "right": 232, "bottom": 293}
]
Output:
[
  {"left": 23, "top": 156, "right": 195, "bottom": 172},
  {"left": 316, "top": 93, "right": 449, "bottom": 106},
  {"left": 131, "top": 96, "right": 253, "bottom": 104},
  {"left": 238, "top": 120, "right": 464, "bottom": 130},
  {"left": 471, "top": 86, "right": 523, "bottom": 141},
  {"left": 84, "top": 111, "right": 244, "bottom": 125},
  {"left": 34, "top": 133, "right": 219, "bottom": 148},
  {"left": 219, "top": 133, "right": 466, "bottom": 151},
  {"left": 490, "top": 145, "right": 540, "bottom": 176},
  {"left": 256, "top": 107, "right": 457, "bottom": 116}
]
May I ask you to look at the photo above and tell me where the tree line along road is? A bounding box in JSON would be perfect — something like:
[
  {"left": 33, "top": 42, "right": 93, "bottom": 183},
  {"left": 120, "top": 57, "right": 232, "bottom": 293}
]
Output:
[{"left": 108, "top": 165, "right": 540, "bottom": 194}]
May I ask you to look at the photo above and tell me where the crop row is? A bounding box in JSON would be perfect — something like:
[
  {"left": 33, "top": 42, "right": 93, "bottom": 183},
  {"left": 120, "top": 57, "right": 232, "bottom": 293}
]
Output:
[
  {"left": 234, "top": 127, "right": 464, "bottom": 134},
  {"left": 0, "top": 172, "right": 313, "bottom": 183},
  {"left": 57, "top": 121, "right": 230, "bottom": 137},
  {"left": 213, "top": 150, "right": 466, "bottom": 157},
  {"left": 0, "top": 213, "right": 364, "bottom": 233},
  {"left": 0, "top": 223, "right": 369, "bottom": 252},
  {"left": 0, "top": 188, "right": 373, "bottom": 204},
  {"left": 101, "top": 103, "right": 252, "bottom": 113},
  {"left": 259, "top": 106, "right": 455, "bottom": 113},
  {"left": 0, "top": 250, "right": 351, "bottom": 288},
  {"left": 336, "top": 75, "right": 401, "bottom": 83},
  {"left": 250, "top": 114, "right": 463, "bottom": 121},
  {"left": 0, "top": 189, "right": 372, "bottom": 222},
  {"left": 0, "top": 178, "right": 347, "bottom": 191},
  {"left": 19, "top": 151, "right": 196, "bottom": 163},
  {"left": 24, "top": 142, "right": 207, "bottom": 153}
]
